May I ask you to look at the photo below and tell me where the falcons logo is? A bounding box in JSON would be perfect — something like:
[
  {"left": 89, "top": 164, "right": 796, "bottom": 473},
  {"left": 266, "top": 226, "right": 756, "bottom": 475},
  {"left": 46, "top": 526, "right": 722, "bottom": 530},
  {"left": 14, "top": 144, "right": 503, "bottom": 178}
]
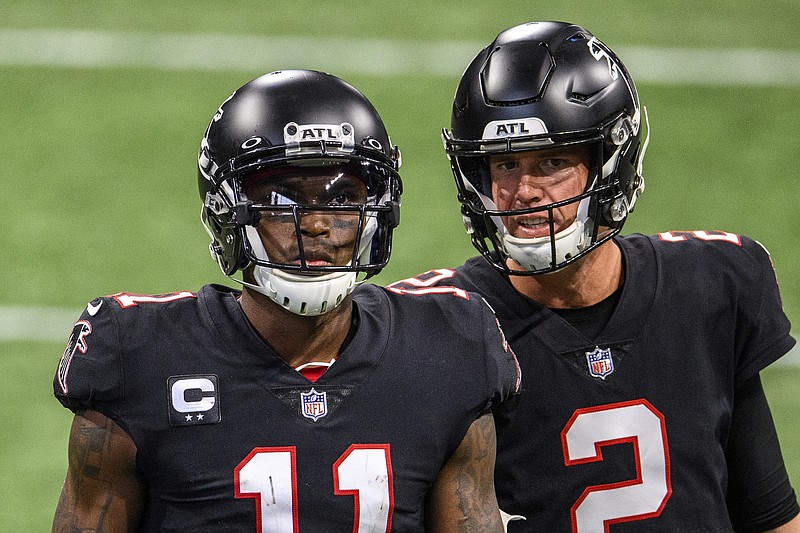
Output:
[{"left": 57, "top": 320, "right": 92, "bottom": 394}]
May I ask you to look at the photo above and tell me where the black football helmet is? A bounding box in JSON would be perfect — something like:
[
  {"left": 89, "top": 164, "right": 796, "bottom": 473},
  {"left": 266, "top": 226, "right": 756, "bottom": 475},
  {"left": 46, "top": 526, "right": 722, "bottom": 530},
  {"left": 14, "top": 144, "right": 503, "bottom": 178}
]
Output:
[
  {"left": 444, "top": 21, "right": 648, "bottom": 275},
  {"left": 198, "top": 70, "right": 402, "bottom": 315}
]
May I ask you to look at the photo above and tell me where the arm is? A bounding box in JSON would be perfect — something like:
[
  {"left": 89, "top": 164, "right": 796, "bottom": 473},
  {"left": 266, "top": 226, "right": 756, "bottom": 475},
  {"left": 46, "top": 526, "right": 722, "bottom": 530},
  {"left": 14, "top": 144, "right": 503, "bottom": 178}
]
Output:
[
  {"left": 426, "top": 410, "right": 504, "bottom": 533},
  {"left": 765, "top": 514, "right": 800, "bottom": 532},
  {"left": 53, "top": 409, "right": 145, "bottom": 532},
  {"left": 726, "top": 374, "right": 800, "bottom": 532}
]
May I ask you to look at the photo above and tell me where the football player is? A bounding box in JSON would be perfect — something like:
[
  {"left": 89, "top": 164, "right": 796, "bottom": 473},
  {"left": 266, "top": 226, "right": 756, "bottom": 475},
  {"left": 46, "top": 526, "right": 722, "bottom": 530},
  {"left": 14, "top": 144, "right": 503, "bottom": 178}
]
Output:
[
  {"left": 52, "top": 70, "right": 520, "bottom": 532},
  {"left": 389, "top": 22, "right": 800, "bottom": 532}
]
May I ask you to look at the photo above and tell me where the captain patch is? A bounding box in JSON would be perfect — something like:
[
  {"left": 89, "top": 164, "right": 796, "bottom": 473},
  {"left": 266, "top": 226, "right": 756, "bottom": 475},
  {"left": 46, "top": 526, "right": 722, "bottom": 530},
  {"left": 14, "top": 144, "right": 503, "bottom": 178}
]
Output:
[{"left": 168, "top": 375, "right": 221, "bottom": 426}]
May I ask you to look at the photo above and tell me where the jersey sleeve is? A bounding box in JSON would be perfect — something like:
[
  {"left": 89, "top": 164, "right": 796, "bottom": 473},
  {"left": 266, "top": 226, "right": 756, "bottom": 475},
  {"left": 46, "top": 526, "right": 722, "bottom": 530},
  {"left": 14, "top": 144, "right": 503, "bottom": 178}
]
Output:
[
  {"left": 53, "top": 297, "right": 124, "bottom": 414},
  {"left": 477, "top": 296, "right": 521, "bottom": 408},
  {"left": 735, "top": 238, "right": 796, "bottom": 383}
]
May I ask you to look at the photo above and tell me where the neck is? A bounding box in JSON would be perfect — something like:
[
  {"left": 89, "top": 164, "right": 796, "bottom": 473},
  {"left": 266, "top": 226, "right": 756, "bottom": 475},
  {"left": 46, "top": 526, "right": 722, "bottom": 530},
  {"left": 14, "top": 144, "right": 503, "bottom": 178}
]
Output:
[
  {"left": 508, "top": 240, "right": 623, "bottom": 309},
  {"left": 239, "top": 286, "right": 354, "bottom": 368}
]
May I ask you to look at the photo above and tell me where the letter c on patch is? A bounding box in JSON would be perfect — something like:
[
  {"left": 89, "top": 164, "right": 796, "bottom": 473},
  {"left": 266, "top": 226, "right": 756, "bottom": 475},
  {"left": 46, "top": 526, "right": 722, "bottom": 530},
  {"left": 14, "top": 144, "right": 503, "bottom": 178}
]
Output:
[{"left": 171, "top": 377, "right": 216, "bottom": 413}]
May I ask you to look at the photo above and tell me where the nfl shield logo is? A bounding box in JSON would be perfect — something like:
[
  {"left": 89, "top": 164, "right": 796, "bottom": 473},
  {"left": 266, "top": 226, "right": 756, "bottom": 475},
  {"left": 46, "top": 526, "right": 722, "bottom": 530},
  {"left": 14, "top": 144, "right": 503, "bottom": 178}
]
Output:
[
  {"left": 586, "top": 347, "right": 614, "bottom": 380},
  {"left": 300, "top": 388, "right": 328, "bottom": 421}
]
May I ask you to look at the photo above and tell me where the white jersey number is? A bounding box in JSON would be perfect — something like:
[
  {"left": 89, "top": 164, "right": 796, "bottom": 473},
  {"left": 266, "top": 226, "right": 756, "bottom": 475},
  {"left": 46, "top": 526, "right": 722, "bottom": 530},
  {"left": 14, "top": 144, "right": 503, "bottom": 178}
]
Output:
[
  {"left": 561, "top": 399, "right": 671, "bottom": 533},
  {"left": 235, "top": 445, "right": 393, "bottom": 533}
]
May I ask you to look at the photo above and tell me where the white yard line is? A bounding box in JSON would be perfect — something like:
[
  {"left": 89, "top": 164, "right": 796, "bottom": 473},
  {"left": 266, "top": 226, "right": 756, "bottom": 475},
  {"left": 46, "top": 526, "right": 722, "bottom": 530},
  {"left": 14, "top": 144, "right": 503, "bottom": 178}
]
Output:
[
  {"left": 776, "top": 347, "right": 800, "bottom": 367},
  {"left": 0, "top": 28, "right": 799, "bottom": 86},
  {"left": 1, "top": 305, "right": 798, "bottom": 367},
  {"left": 0, "top": 305, "right": 79, "bottom": 342}
]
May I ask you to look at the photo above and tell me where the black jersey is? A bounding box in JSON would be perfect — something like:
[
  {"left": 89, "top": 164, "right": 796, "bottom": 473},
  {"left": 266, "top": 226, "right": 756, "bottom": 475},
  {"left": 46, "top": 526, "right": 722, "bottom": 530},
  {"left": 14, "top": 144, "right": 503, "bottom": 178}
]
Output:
[
  {"left": 389, "top": 232, "right": 796, "bottom": 532},
  {"left": 54, "top": 283, "right": 519, "bottom": 532}
]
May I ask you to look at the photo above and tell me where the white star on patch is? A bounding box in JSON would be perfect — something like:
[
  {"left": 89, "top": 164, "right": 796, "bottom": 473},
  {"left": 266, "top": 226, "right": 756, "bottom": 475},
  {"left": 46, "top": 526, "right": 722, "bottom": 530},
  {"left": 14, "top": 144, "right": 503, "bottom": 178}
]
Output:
[
  {"left": 197, "top": 413, "right": 204, "bottom": 421},
  {"left": 185, "top": 414, "right": 193, "bottom": 421}
]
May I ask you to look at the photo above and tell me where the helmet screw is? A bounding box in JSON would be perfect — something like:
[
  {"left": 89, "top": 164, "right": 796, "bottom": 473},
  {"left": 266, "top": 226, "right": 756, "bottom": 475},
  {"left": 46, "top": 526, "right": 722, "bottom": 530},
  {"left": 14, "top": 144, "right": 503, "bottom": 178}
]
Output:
[
  {"left": 342, "top": 124, "right": 352, "bottom": 135},
  {"left": 286, "top": 124, "right": 297, "bottom": 135},
  {"left": 611, "top": 117, "right": 632, "bottom": 146},
  {"left": 612, "top": 127, "right": 627, "bottom": 145},
  {"left": 610, "top": 198, "right": 628, "bottom": 222}
]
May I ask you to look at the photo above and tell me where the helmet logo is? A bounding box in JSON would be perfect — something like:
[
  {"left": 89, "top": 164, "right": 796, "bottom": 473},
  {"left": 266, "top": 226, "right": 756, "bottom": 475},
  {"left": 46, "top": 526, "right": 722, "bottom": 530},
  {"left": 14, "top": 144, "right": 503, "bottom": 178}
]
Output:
[
  {"left": 365, "top": 137, "right": 383, "bottom": 151},
  {"left": 241, "top": 137, "right": 263, "bottom": 150},
  {"left": 587, "top": 37, "right": 619, "bottom": 81},
  {"left": 482, "top": 117, "right": 547, "bottom": 140},
  {"left": 213, "top": 91, "right": 236, "bottom": 122},
  {"left": 284, "top": 122, "right": 355, "bottom": 154}
]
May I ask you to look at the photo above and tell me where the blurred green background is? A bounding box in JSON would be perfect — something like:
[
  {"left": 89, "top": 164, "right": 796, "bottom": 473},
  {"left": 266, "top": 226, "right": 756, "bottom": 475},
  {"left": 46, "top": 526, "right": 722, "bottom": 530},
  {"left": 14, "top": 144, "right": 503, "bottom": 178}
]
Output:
[{"left": 2, "top": 1, "right": 799, "bottom": 529}]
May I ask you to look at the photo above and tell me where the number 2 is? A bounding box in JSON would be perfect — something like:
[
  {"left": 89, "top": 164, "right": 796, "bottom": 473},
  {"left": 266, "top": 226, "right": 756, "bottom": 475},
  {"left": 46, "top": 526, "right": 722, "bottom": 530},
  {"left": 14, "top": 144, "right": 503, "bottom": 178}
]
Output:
[
  {"left": 235, "top": 445, "right": 393, "bottom": 533},
  {"left": 561, "top": 399, "right": 671, "bottom": 533}
]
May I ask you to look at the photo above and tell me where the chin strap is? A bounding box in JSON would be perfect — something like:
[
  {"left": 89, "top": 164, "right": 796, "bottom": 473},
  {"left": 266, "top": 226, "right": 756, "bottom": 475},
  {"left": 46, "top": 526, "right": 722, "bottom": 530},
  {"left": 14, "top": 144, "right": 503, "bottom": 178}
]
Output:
[
  {"left": 250, "top": 266, "right": 356, "bottom": 316},
  {"left": 468, "top": 180, "right": 593, "bottom": 272},
  {"left": 236, "top": 226, "right": 357, "bottom": 316},
  {"left": 501, "top": 217, "right": 590, "bottom": 271}
]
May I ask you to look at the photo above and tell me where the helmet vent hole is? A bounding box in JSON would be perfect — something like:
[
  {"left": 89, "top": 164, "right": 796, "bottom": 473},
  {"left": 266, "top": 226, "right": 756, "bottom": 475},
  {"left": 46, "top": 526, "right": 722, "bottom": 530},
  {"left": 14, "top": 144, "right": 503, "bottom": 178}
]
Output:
[{"left": 570, "top": 88, "right": 603, "bottom": 103}]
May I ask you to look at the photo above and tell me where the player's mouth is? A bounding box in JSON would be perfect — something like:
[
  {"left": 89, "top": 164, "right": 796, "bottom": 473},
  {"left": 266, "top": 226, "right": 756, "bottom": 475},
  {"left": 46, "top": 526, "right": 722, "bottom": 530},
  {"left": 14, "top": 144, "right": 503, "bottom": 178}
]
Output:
[
  {"left": 291, "top": 259, "right": 333, "bottom": 267},
  {"left": 511, "top": 216, "right": 558, "bottom": 238},
  {"left": 299, "top": 260, "right": 334, "bottom": 267},
  {"left": 289, "top": 255, "right": 339, "bottom": 271}
]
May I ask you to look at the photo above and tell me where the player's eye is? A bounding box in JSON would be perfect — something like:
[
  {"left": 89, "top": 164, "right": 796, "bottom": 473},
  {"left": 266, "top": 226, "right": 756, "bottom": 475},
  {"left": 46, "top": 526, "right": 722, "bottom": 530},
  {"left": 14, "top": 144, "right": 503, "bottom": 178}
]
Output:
[
  {"left": 543, "top": 158, "right": 567, "bottom": 169},
  {"left": 327, "top": 192, "right": 359, "bottom": 205},
  {"left": 494, "top": 160, "right": 519, "bottom": 172},
  {"left": 325, "top": 182, "right": 367, "bottom": 206}
]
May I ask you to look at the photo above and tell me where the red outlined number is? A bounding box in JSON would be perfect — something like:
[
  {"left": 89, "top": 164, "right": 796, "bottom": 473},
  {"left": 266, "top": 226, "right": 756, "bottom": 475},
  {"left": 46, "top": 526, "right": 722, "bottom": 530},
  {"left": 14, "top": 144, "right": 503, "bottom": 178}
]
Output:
[
  {"left": 112, "top": 291, "right": 197, "bottom": 308},
  {"left": 235, "top": 447, "right": 299, "bottom": 533},
  {"left": 388, "top": 269, "right": 457, "bottom": 287},
  {"left": 333, "top": 445, "right": 393, "bottom": 533},
  {"left": 561, "top": 399, "right": 672, "bottom": 533},
  {"left": 657, "top": 230, "right": 741, "bottom": 245},
  {"left": 386, "top": 269, "right": 469, "bottom": 299},
  {"left": 235, "top": 445, "right": 394, "bottom": 533}
]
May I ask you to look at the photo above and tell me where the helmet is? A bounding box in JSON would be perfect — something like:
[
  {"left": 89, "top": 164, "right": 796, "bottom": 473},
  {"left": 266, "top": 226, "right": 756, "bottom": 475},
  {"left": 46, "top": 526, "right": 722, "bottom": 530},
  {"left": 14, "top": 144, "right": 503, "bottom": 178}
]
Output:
[
  {"left": 198, "top": 70, "right": 402, "bottom": 315},
  {"left": 444, "top": 21, "right": 648, "bottom": 275}
]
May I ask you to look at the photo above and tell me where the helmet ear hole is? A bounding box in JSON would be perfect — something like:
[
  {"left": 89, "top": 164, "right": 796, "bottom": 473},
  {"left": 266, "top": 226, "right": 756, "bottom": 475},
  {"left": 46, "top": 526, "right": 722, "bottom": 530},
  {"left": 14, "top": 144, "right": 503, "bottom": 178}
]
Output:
[
  {"left": 460, "top": 202, "right": 492, "bottom": 236},
  {"left": 219, "top": 229, "right": 245, "bottom": 276}
]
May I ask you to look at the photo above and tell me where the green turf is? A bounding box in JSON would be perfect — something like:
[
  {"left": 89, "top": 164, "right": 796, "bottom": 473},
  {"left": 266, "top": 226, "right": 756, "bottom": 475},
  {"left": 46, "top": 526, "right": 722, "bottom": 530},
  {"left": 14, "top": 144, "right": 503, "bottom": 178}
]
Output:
[
  {"left": 1, "top": 342, "right": 73, "bottom": 531},
  {"left": 763, "top": 365, "right": 800, "bottom": 482},
  {"left": 2, "top": 0, "right": 799, "bottom": 528}
]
